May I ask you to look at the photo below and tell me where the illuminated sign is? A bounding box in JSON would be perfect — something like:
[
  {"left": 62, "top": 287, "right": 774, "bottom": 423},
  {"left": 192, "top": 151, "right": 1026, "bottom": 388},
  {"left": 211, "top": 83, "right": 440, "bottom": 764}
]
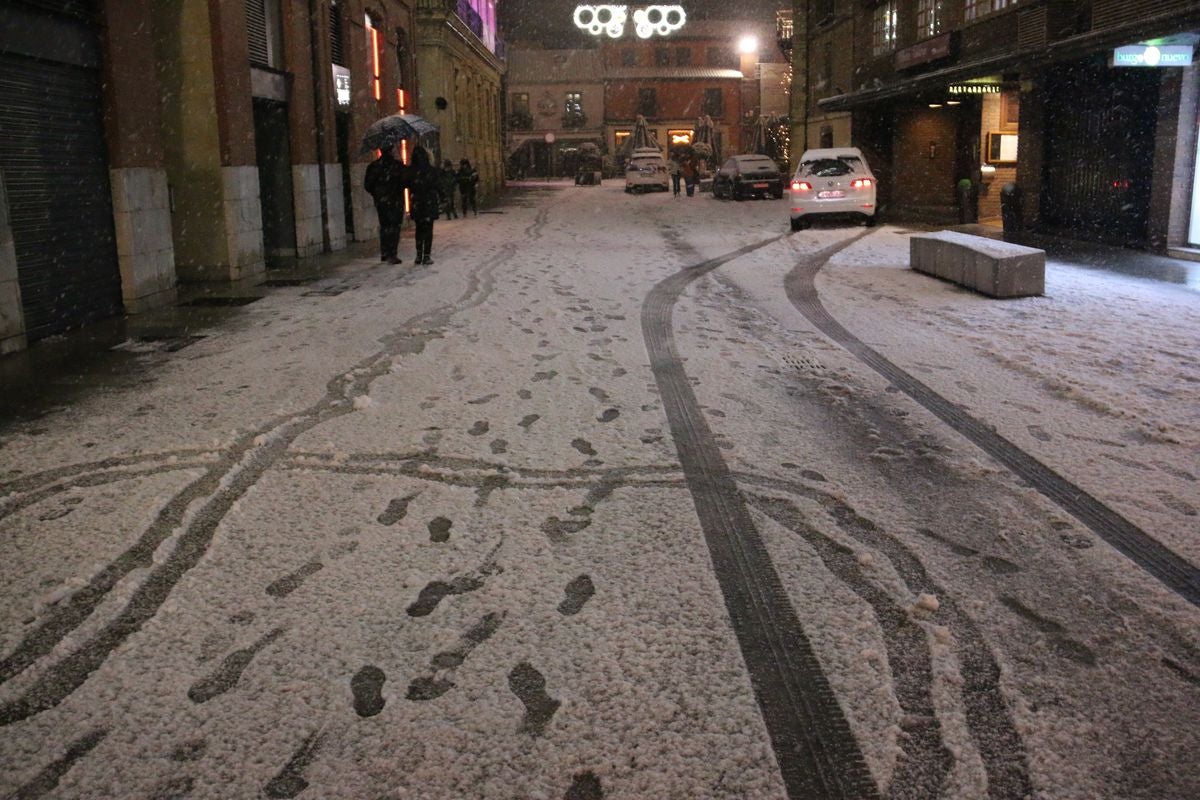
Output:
[
  {"left": 573, "top": 5, "right": 686, "bottom": 38},
  {"left": 948, "top": 83, "right": 1000, "bottom": 94},
  {"left": 1112, "top": 44, "right": 1193, "bottom": 67},
  {"left": 333, "top": 65, "right": 351, "bottom": 107},
  {"left": 668, "top": 129, "right": 692, "bottom": 145}
]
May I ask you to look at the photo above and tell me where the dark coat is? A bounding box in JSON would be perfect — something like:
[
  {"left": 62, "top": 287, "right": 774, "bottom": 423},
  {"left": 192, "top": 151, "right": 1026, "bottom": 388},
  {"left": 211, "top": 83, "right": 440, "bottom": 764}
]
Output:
[
  {"left": 456, "top": 164, "right": 479, "bottom": 192},
  {"left": 365, "top": 154, "right": 407, "bottom": 209},
  {"left": 408, "top": 163, "right": 441, "bottom": 222}
]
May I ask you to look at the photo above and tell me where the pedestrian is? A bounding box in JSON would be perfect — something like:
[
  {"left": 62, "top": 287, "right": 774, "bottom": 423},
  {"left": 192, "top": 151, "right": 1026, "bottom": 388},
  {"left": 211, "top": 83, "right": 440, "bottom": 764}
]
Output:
[
  {"left": 408, "top": 146, "right": 440, "bottom": 265},
  {"left": 667, "top": 154, "right": 681, "bottom": 197},
  {"left": 457, "top": 158, "right": 479, "bottom": 217},
  {"left": 364, "top": 143, "right": 408, "bottom": 263},
  {"left": 682, "top": 154, "right": 698, "bottom": 197},
  {"left": 438, "top": 160, "right": 459, "bottom": 220}
]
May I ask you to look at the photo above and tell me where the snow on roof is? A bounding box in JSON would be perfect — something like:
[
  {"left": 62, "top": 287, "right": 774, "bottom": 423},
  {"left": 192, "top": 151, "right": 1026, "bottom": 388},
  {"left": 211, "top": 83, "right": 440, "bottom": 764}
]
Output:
[{"left": 604, "top": 67, "right": 744, "bottom": 81}]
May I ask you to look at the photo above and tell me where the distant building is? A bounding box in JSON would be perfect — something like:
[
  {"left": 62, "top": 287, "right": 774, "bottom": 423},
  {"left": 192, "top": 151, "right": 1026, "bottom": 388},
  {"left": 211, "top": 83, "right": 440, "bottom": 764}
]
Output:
[
  {"left": 781, "top": 0, "right": 1200, "bottom": 252},
  {"left": 502, "top": 17, "right": 786, "bottom": 177}
]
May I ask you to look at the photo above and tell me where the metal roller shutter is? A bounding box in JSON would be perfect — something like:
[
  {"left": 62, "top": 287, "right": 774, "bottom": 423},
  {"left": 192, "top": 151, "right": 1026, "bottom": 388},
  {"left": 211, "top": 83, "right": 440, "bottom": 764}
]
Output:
[{"left": 0, "top": 6, "right": 122, "bottom": 341}]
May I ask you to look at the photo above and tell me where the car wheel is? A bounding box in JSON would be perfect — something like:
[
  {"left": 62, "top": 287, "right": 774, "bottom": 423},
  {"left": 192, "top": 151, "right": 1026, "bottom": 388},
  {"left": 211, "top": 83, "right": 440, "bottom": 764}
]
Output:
[
  {"left": 864, "top": 214, "right": 876, "bottom": 227},
  {"left": 772, "top": 190, "right": 784, "bottom": 200},
  {"left": 733, "top": 188, "right": 745, "bottom": 201},
  {"left": 790, "top": 217, "right": 805, "bottom": 232}
]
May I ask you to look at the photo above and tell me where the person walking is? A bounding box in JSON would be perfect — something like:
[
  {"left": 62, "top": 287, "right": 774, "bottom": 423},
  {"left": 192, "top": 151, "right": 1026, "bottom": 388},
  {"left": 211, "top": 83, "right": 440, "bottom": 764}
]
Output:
[
  {"left": 438, "top": 160, "right": 459, "bottom": 220},
  {"left": 681, "top": 154, "right": 698, "bottom": 197},
  {"left": 364, "top": 143, "right": 407, "bottom": 263},
  {"left": 667, "top": 154, "right": 681, "bottom": 197},
  {"left": 408, "top": 146, "right": 440, "bottom": 265},
  {"left": 457, "top": 158, "right": 479, "bottom": 217}
]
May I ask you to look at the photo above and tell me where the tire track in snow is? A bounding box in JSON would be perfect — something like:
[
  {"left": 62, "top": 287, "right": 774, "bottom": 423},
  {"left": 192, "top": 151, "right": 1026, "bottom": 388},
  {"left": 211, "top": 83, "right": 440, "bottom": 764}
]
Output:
[
  {"left": 0, "top": 204, "right": 548, "bottom": 726},
  {"left": 782, "top": 244, "right": 1200, "bottom": 608},
  {"left": 643, "top": 231, "right": 880, "bottom": 800}
]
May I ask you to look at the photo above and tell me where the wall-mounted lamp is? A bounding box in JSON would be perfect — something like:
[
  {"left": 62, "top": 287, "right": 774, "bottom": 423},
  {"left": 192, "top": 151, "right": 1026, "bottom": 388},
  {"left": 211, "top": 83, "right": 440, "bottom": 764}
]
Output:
[
  {"left": 980, "top": 164, "right": 997, "bottom": 184},
  {"left": 928, "top": 103, "right": 943, "bottom": 108}
]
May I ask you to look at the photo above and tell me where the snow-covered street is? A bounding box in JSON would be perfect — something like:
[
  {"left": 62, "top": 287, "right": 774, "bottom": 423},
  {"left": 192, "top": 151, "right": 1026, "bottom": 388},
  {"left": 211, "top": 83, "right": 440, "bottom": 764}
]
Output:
[{"left": 2, "top": 182, "right": 1198, "bottom": 799}]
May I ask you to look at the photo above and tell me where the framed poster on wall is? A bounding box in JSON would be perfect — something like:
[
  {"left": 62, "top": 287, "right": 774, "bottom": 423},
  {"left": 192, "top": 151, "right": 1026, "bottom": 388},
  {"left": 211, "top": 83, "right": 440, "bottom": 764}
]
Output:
[{"left": 987, "top": 131, "right": 1018, "bottom": 164}]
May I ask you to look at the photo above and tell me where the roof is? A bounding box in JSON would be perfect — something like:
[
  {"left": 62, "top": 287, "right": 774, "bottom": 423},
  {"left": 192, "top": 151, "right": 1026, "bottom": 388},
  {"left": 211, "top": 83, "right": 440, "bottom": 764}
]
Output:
[
  {"left": 506, "top": 49, "right": 605, "bottom": 83},
  {"left": 604, "top": 67, "right": 743, "bottom": 80}
]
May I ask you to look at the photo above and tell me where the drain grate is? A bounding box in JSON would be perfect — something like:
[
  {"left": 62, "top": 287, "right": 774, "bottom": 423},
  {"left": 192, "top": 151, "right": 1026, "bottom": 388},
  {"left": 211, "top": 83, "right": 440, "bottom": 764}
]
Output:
[
  {"left": 781, "top": 351, "right": 825, "bottom": 372},
  {"left": 262, "top": 277, "right": 318, "bottom": 287},
  {"left": 180, "top": 296, "right": 262, "bottom": 307},
  {"left": 113, "top": 334, "right": 206, "bottom": 353}
]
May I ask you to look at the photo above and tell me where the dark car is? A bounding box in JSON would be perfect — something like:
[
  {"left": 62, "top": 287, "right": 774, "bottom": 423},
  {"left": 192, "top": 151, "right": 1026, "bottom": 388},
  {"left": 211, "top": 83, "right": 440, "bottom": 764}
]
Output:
[{"left": 712, "top": 155, "right": 785, "bottom": 200}]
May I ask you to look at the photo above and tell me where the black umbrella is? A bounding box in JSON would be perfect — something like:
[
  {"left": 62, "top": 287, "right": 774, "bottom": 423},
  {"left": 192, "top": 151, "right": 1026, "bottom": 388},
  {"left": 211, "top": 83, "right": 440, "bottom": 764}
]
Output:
[{"left": 359, "top": 113, "right": 439, "bottom": 155}]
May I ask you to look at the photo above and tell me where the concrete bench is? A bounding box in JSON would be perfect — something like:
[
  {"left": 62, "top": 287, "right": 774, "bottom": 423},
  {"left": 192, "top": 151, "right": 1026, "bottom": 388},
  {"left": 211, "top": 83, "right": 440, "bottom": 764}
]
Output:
[{"left": 910, "top": 230, "right": 1045, "bottom": 298}]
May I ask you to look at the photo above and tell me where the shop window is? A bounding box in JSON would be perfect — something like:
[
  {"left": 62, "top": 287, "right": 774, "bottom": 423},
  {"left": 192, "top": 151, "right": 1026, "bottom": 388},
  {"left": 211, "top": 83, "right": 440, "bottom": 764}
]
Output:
[
  {"left": 676, "top": 47, "right": 691, "bottom": 66},
  {"left": 1000, "top": 90, "right": 1019, "bottom": 130},
  {"left": 655, "top": 48, "right": 671, "bottom": 66},
  {"left": 563, "top": 91, "right": 585, "bottom": 128},
  {"left": 872, "top": 1, "right": 897, "bottom": 57},
  {"left": 638, "top": 88, "right": 657, "bottom": 117},
  {"left": 615, "top": 130, "right": 632, "bottom": 151},
  {"left": 621, "top": 48, "right": 636, "bottom": 66},
  {"left": 917, "top": 0, "right": 945, "bottom": 38},
  {"left": 702, "top": 88, "right": 723, "bottom": 118},
  {"left": 509, "top": 92, "right": 531, "bottom": 130},
  {"left": 668, "top": 129, "right": 692, "bottom": 147},
  {"left": 246, "top": 0, "right": 285, "bottom": 68}
]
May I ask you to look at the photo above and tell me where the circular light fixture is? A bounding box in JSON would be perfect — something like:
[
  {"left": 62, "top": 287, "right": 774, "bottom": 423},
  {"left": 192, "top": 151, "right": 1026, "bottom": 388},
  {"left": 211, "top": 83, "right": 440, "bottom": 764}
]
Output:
[{"left": 738, "top": 35, "right": 758, "bottom": 54}]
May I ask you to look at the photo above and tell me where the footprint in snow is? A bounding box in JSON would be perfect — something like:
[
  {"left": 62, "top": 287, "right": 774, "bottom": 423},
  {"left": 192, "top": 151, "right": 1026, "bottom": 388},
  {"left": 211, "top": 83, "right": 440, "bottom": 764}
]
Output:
[
  {"left": 188, "top": 628, "right": 285, "bottom": 703},
  {"left": 565, "top": 771, "right": 604, "bottom": 800},
  {"left": 519, "top": 414, "right": 540, "bottom": 429},
  {"left": 509, "top": 662, "right": 560, "bottom": 736},
  {"left": 468, "top": 420, "right": 489, "bottom": 436},
  {"left": 262, "top": 730, "right": 322, "bottom": 799},
  {"left": 266, "top": 562, "right": 324, "bottom": 598},
  {"left": 468, "top": 394, "right": 499, "bottom": 405},
  {"left": 378, "top": 494, "right": 419, "bottom": 525},
  {"left": 532, "top": 371, "right": 557, "bottom": 382},
  {"left": 490, "top": 439, "right": 508, "bottom": 454},
  {"left": 351, "top": 665, "right": 387, "bottom": 717},
  {"left": 558, "top": 575, "right": 595, "bottom": 615},
  {"left": 428, "top": 516, "right": 452, "bottom": 542},
  {"left": 597, "top": 409, "right": 619, "bottom": 423},
  {"left": 571, "top": 439, "right": 597, "bottom": 456},
  {"left": 407, "top": 576, "right": 485, "bottom": 617}
]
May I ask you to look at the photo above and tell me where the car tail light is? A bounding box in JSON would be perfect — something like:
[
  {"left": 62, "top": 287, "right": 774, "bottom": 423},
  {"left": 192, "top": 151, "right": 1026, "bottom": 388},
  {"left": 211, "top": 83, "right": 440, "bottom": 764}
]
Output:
[
  {"left": 851, "top": 178, "right": 873, "bottom": 189},
  {"left": 791, "top": 181, "right": 812, "bottom": 192}
]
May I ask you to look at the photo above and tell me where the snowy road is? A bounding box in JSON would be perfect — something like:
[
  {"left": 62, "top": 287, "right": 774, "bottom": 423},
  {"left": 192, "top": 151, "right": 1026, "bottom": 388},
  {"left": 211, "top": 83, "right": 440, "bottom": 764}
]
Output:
[{"left": 1, "top": 183, "right": 1198, "bottom": 799}]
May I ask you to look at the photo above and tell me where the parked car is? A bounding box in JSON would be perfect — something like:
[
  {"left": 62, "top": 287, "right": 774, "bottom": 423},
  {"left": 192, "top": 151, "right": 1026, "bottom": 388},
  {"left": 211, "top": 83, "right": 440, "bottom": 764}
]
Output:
[
  {"left": 625, "top": 147, "right": 669, "bottom": 193},
  {"left": 712, "top": 155, "right": 785, "bottom": 200},
  {"left": 789, "top": 147, "right": 877, "bottom": 230}
]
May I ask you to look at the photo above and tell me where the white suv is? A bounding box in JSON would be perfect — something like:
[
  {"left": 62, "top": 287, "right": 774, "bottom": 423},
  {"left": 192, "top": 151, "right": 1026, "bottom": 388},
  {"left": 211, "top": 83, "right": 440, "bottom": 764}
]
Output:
[
  {"left": 789, "top": 147, "right": 877, "bottom": 230},
  {"left": 624, "top": 147, "right": 669, "bottom": 193}
]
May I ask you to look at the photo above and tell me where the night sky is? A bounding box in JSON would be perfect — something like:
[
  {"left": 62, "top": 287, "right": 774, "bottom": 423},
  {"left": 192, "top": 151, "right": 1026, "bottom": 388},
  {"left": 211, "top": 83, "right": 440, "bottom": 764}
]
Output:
[{"left": 500, "top": 0, "right": 784, "bottom": 46}]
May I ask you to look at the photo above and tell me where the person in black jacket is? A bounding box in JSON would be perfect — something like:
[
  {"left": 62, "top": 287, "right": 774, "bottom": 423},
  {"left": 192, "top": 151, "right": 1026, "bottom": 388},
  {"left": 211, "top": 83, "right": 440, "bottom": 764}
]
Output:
[
  {"left": 364, "top": 144, "right": 407, "bottom": 263},
  {"left": 457, "top": 158, "right": 479, "bottom": 217},
  {"left": 408, "top": 146, "right": 440, "bottom": 265}
]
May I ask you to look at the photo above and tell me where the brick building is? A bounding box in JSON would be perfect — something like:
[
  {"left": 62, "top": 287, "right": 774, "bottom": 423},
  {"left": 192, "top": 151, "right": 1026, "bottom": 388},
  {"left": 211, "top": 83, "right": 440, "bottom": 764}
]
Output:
[
  {"left": 783, "top": 0, "right": 1200, "bottom": 252},
  {"left": 1, "top": 0, "right": 504, "bottom": 356}
]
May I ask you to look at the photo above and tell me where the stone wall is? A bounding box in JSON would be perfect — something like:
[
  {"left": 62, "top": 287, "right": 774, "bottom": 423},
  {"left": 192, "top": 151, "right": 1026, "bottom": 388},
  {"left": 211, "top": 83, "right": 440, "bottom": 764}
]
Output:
[
  {"left": 110, "top": 168, "right": 176, "bottom": 312},
  {"left": 0, "top": 175, "right": 26, "bottom": 356}
]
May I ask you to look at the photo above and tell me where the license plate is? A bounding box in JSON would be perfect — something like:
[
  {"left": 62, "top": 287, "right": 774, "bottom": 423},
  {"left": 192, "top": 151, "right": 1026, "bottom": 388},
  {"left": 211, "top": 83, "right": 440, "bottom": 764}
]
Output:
[
  {"left": 818, "top": 190, "right": 845, "bottom": 199},
  {"left": 753, "top": 183, "right": 769, "bottom": 188}
]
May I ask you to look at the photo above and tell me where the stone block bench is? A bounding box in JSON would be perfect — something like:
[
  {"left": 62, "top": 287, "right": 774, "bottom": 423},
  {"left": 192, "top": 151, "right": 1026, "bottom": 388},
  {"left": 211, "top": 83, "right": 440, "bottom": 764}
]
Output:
[{"left": 910, "top": 230, "right": 1045, "bottom": 298}]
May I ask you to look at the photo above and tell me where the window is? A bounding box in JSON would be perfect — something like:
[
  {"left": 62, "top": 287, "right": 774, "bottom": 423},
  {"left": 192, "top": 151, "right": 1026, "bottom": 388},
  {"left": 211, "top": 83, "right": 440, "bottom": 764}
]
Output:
[
  {"left": 329, "top": 0, "right": 346, "bottom": 66},
  {"left": 872, "top": 1, "right": 897, "bottom": 57},
  {"left": 512, "top": 92, "right": 530, "bottom": 115},
  {"left": 917, "top": 0, "right": 945, "bottom": 37},
  {"left": 707, "top": 46, "right": 735, "bottom": 68},
  {"left": 676, "top": 47, "right": 691, "bottom": 66},
  {"left": 821, "top": 41, "right": 832, "bottom": 90},
  {"left": 964, "top": 0, "right": 1013, "bottom": 22},
  {"left": 637, "top": 88, "right": 657, "bottom": 117},
  {"left": 621, "top": 48, "right": 636, "bottom": 66},
  {"left": 615, "top": 130, "right": 631, "bottom": 151},
  {"left": 668, "top": 129, "right": 692, "bottom": 146},
  {"left": 655, "top": 48, "right": 671, "bottom": 66},
  {"left": 702, "top": 88, "right": 723, "bottom": 118},
  {"left": 246, "top": 0, "right": 285, "bottom": 68},
  {"left": 563, "top": 91, "right": 585, "bottom": 128}
]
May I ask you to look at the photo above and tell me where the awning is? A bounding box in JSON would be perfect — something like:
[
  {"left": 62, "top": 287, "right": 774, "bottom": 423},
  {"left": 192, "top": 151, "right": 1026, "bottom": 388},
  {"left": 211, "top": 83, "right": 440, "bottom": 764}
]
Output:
[{"left": 819, "top": 7, "right": 1200, "bottom": 112}]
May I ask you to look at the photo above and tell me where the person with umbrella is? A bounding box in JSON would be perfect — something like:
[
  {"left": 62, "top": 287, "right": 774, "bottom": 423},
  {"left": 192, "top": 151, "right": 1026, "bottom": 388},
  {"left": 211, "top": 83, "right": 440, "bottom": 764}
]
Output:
[
  {"left": 364, "top": 143, "right": 407, "bottom": 264},
  {"left": 407, "top": 146, "right": 441, "bottom": 265}
]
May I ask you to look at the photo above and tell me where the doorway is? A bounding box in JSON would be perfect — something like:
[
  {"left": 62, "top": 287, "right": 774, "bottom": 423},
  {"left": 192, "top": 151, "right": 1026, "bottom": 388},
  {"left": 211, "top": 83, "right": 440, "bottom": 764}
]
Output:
[{"left": 253, "top": 98, "right": 297, "bottom": 264}]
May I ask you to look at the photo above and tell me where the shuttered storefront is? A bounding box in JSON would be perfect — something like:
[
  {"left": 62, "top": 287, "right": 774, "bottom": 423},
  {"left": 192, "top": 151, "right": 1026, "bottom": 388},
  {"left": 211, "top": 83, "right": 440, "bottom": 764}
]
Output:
[
  {"left": 0, "top": 1, "right": 122, "bottom": 341},
  {"left": 1040, "top": 60, "right": 1159, "bottom": 247}
]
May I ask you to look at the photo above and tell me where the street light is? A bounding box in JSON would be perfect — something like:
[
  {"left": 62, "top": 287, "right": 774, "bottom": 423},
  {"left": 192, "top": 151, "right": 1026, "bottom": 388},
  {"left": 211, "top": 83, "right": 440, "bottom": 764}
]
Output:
[{"left": 738, "top": 35, "right": 758, "bottom": 55}]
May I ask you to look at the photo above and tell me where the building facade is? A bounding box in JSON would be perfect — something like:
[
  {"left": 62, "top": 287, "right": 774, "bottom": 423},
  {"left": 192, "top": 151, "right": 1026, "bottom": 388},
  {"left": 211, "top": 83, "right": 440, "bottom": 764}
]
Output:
[
  {"left": 506, "top": 48, "right": 606, "bottom": 177},
  {"left": 784, "top": 0, "right": 1200, "bottom": 252},
  {"left": 1, "top": 0, "right": 504, "bottom": 356},
  {"left": 415, "top": 0, "right": 506, "bottom": 199}
]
